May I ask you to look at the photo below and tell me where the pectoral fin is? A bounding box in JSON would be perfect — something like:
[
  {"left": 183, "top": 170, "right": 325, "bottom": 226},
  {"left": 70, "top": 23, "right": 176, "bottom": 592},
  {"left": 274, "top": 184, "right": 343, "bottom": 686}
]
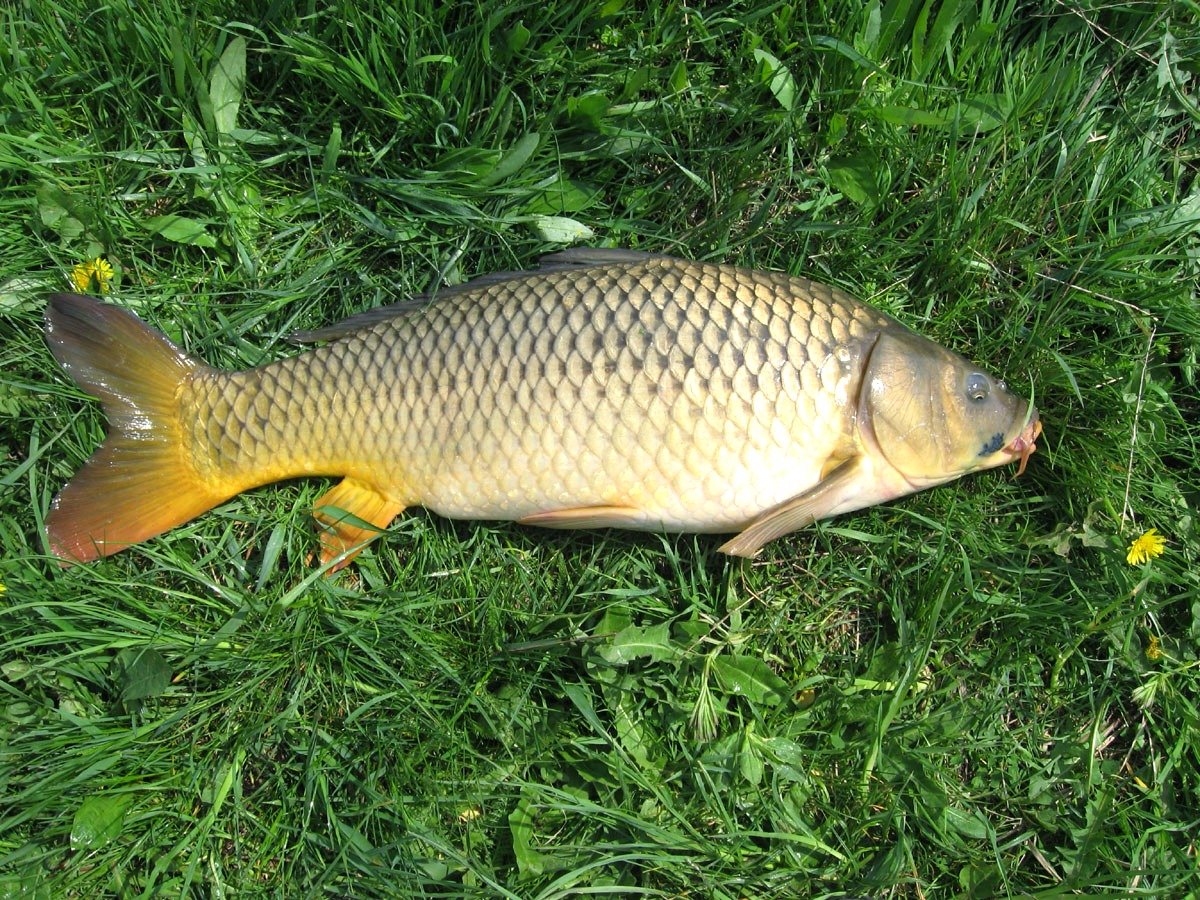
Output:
[
  {"left": 518, "top": 505, "right": 645, "bottom": 530},
  {"left": 313, "top": 478, "right": 405, "bottom": 571},
  {"left": 718, "top": 457, "right": 862, "bottom": 558}
]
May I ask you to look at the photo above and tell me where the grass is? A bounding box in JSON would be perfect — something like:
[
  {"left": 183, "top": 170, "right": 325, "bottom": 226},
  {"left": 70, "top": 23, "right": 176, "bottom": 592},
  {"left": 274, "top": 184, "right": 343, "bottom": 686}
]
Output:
[{"left": 1, "top": 0, "right": 1198, "bottom": 895}]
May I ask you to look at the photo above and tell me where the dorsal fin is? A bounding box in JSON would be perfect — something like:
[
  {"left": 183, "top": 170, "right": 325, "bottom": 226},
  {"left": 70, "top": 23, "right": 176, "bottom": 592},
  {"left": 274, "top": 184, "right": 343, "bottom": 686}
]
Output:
[
  {"left": 288, "top": 298, "right": 430, "bottom": 343},
  {"left": 536, "top": 247, "right": 669, "bottom": 269},
  {"left": 288, "top": 248, "right": 675, "bottom": 343}
]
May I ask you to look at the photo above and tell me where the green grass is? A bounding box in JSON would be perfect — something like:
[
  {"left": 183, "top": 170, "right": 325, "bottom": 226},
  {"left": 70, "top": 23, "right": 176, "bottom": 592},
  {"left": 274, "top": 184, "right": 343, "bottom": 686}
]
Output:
[{"left": 1, "top": 0, "right": 1198, "bottom": 895}]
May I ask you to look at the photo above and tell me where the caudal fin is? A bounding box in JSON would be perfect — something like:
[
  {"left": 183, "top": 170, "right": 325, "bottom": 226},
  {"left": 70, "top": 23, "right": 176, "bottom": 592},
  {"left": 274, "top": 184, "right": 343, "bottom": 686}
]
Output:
[{"left": 45, "top": 293, "right": 225, "bottom": 563}]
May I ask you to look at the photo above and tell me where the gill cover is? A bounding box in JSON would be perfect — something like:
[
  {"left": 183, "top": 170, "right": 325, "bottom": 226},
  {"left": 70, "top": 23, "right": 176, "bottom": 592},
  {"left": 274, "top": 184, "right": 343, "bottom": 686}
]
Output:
[{"left": 859, "top": 328, "right": 1032, "bottom": 487}]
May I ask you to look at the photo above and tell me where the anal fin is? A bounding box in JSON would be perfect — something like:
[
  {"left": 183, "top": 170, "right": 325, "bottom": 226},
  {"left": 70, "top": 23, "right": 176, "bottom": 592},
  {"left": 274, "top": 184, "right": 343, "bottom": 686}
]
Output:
[
  {"left": 718, "top": 457, "right": 862, "bottom": 558},
  {"left": 313, "top": 478, "right": 405, "bottom": 571},
  {"left": 518, "top": 505, "right": 645, "bottom": 531}
]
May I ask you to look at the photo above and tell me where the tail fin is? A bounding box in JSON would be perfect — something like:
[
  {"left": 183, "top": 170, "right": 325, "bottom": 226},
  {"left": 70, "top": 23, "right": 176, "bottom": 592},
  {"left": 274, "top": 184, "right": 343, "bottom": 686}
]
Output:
[{"left": 45, "top": 293, "right": 225, "bottom": 563}]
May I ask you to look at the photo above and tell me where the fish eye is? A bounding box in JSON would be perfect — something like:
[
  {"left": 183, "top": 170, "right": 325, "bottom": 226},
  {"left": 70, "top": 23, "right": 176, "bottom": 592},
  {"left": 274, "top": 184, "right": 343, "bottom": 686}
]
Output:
[{"left": 965, "top": 373, "right": 990, "bottom": 403}]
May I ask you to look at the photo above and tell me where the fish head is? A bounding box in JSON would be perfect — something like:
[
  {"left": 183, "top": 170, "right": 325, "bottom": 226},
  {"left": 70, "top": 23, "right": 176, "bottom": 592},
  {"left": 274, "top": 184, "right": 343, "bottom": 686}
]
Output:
[{"left": 858, "top": 328, "right": 1040, "bottom": 489}]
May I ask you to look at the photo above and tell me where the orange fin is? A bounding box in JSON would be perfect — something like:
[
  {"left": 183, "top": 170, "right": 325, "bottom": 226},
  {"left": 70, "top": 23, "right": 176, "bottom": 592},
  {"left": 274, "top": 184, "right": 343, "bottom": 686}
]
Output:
[
  {"left": 718, "top": 457, "right": 862, "bottom": 559},
  {"left": 518, "top": 505, "right": 645, "bottom": 530},
  {"left": 313, "top": 478, "right": 405, "bottom": 571},
  {"left": 44, "top": 293, "right": 226, "bottom": 563}
]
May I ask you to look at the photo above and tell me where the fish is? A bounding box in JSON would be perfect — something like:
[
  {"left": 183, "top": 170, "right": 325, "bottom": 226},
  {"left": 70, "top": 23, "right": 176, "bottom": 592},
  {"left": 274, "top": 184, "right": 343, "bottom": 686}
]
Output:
[{"left": 43, "top": 248, "right": 1041, "bottom": 569}]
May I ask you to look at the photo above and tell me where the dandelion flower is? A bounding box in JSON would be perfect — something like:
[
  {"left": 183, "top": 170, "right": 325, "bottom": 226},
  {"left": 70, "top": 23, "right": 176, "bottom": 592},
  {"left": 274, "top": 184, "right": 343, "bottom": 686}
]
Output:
[
  {"left": 1146, "top": 635, "right": 1162, "bottom": 661},
  {"left": 1126, "top": 528, "right": 1166, "bottom": 565},
  {"left": 91, "top": 257, "right": 114, "bottom": 292},
  {"left": 69, "top": 257, "right": 114, "bottom": 293},
  {"left": 70, "top": 260, "right": 95, "bottom": 292}
]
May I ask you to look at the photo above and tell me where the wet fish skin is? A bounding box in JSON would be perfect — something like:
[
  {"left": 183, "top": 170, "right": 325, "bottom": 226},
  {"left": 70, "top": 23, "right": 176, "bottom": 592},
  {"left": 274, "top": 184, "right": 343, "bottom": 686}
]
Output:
[{"left": 44, "top": 249, "right": 1039, "bottom": 568}]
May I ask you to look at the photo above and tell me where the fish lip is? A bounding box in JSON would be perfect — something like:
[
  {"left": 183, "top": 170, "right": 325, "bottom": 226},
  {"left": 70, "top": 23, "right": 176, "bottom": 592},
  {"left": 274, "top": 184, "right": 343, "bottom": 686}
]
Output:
[{"left": 1005, "top": 412, "right": 1042, "bottom": 476}]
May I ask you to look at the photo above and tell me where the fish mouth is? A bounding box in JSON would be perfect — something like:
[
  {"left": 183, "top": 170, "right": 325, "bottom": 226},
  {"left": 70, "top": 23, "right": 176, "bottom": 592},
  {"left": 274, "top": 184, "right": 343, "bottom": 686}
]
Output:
[{"left": 1006, "top": 413, "right": 1042, "bottom": 477}]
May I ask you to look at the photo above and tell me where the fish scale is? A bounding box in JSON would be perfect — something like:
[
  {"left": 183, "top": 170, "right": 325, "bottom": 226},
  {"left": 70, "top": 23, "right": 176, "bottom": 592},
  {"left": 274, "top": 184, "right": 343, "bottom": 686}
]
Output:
[{"left": 43, "top": 248, "right": 1040, "bottom": 568}]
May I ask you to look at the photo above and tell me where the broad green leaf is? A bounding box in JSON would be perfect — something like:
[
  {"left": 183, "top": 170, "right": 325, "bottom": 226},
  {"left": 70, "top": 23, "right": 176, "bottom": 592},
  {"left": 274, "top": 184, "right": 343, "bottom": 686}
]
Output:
[
  {"left": 336, "top": 820, "right": 374, "bottom": 853},
  {"left": 115, "top": 647, "right": 171, "bottom": 703},
  {"left": 826, "top": 152, "right": 882, "bottom": 208},
  {"left": 757, "top": 734, "right": 808, "bottom": 768},
  {"left": 2, "top": 659, "right": 33, "bottom": 681},
  {"left": 523, "top": 176, "right": 596, "bottom": 215},
  {"left": 143, "top": 214, "right": 218, "bottom": 247},
  {"left": 416, "top": 859, "right": 450, "bottom": 881},
  {"left": 864, "top": 640, "right": 904, "bottom": 682},
  {"left": 0, "top": 276, "right": 44, "bottom": 313},
  {"left": 753, "top": 49, "right": 796, "bottom": 111},
  {"left": 601, "top": 127, "right": 656, "bottom": 156},
  {"left": 527, "top": 214, "right": 594, "bottom": 243},
  {"left": 824, "top": 525, "right": 890, "bottom": 543},
  {"left": 669, "top": 59, "right": 689, "bottom": 93},
  {"left": 321, "top": 123, "right": 342, "bottom": 181},
  {"left": 612, "top": 692, "right": 651, "bottom": 768},
  {"left": 910, "top": 0, "right": 932, "bottom": 76},
  {"left": 756, "top": 734, "right": 809, "bottom": 781},
  {"left": 313, "top": 505, "right": 389, "bottom": 536},
  {"left": 255, "top": 524, "right": 287, "bottom": 591},
  {"left": 712, "top": 655, "right": 789, "bottom": 706},
  {"left": 593, "top": 607, "right": 632, "bottom": 638},
  {"left": 599, "top": 622, "right": 676, "bottom": 665},
  {"left": 560, "top": 681, "right": 610, "bottom": 737},
  {"left": 508, "top": 789, "right": 545, "bottom": 876},
  {"left": 960, "top": 863, "right": 1004, "bottom": 897},
  {"left": 739, "top": 739, "right": 764, "bottom": 785},
  {"left": 608, "top": 99, "right": 659, "bottom": 117},
  {"left": 865, "top": 96, "right": 1009, "bottom": 132},
  {"left": 1120, "top": 190, "right": 1200, "bottom": 236},
  {"left": 434, "top": 146, "right": 498, "bottom": 178},
  {"left": 506, "top": 21, "right": 531, "bottom": 54},
  {"left": 809, "top": 33, "right": 889, "bottom": 77},
  {"left": 481, "top": 132, "right": 540, "bottom": 186},
  {"left": 0, "top": 873, "right": 53, "bottom": 899},
  {"left": 35, "top": 182, "right": 88, "bottom": 241},
  {"left": 945, "top": 805, "right": 993, "bottom": 840},
  {"left": 568, "top": 91, "right": 609, "bottom": 129},
  {"left": 861, "top": 0, "right": 882, "bottom": 50},
  {"left": 210, "top": 36, "right": 246, "bottom": 137},
  {"left": 957, "top": 94, "right": 1009, "bottom": 133},
  {"left": 70, "top": 793, "right": 132, "bottom": 850}
]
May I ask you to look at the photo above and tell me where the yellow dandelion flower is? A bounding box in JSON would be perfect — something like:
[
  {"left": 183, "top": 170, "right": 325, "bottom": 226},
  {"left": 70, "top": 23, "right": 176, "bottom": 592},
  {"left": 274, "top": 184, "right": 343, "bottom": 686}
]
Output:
[
  {"left": 91, "top": 257, "right": 114, "bottom": 292},
  {"left": 69, "top": 257, "right": 114, "bottom": 293},
  {"left": 1126, "top": 528, "right": 1166, "bottom": 565},
  {"left": 0, "top": 581, "right": 6, "bottom": 595},
  {"left": 70, "top": 259, "right": 95, "bottom": 292},
  {"left": 1146, "top": 635, "right": 1162, "bottom": 661}
]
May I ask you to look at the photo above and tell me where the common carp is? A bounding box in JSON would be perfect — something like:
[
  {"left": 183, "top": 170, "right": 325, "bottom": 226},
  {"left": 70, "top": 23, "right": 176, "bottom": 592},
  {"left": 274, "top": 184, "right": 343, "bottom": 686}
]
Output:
[{"left": 44, "top": 249, "right": 1040, "bottom": 569}]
